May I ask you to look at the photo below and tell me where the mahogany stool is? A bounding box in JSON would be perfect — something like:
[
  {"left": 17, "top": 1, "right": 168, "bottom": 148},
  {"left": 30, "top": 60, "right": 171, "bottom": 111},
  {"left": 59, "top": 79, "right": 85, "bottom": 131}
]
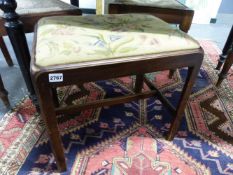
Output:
[{"left": 31, "top": 14, "right": 203, "bottom": 171}]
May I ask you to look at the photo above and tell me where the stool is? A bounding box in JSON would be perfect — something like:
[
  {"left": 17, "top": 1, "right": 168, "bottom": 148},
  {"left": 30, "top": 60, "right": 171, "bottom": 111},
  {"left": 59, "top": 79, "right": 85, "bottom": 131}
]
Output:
[
  {"left": 108, "top": 0, "right": 194, "bottom": 33},
  {"left": 0, "top": 0, "right": 81, "bottom": 66},
  {"left": 31, "top": 14, "right": 203, "bottom": 171}
]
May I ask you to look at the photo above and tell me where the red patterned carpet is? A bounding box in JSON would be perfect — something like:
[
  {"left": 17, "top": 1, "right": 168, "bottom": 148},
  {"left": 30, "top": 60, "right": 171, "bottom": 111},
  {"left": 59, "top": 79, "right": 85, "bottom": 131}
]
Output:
[{"left": 0, "top": 41, "right": 233, "bottom": 175}]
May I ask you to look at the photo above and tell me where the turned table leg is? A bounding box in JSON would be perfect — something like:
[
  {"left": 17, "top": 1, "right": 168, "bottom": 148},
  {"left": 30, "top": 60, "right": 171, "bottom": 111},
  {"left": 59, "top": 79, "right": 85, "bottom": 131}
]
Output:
[
  {"left": 216, "top": 51, "right": 233, "bottom": 87},
  {"left": 216, "top": 25, "right": 233, "bottom": 70},
  {"left": 0, "top": 0, "right": 37, "bottom": 105}
]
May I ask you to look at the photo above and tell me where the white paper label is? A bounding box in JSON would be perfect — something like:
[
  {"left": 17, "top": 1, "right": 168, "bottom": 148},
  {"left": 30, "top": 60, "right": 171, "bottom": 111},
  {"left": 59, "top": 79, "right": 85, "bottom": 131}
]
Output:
[{"left": 49, "top": 73, "right": 63, "bottom": 82}]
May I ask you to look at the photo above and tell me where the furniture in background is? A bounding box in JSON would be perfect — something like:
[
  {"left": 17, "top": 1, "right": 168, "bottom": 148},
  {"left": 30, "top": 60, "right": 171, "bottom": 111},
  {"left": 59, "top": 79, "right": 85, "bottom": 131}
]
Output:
[
  {"left": 216, "top": 25, "right": 233, "bottom": 86},
  {"left": 0, "top": 0, "right": 81, "bottom": 103},
  {"left": 0, "top": 74, "right": 9, "bottom": 107},
  {"left": 109, "top": 0, "right": 194, "bottom": 33},
  {"left": 108, "top": 0, "right": 194, "bottom": 78},
  {"left": 31, "top": 14, "right": 203, "bottom": 171}
]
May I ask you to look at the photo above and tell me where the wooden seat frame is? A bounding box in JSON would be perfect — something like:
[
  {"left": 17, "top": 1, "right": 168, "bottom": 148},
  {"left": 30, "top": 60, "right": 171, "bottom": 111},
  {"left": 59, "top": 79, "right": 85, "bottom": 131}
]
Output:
[
  {"left": 109, "top": 0, "right": 194, "bottom": 33},
  {"left": 31, "top": 24, "right": 204, "bottom": 171}
]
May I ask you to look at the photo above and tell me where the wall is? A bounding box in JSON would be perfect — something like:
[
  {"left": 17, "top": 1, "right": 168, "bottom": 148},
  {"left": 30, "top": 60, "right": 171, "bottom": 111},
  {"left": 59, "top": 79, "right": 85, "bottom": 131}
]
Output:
[
  {"left": 61, "top": 0, "right": 96, "bottom": 9},
  {"left": 218, "top": 0, "right": 233, "bottom": 13},
  {"left": 185, "top": 0, "right": 222, "bottom": 23}
]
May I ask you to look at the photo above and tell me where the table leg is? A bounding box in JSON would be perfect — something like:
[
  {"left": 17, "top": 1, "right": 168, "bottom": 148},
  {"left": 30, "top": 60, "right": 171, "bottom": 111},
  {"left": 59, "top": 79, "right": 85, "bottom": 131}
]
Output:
[
  {"left": 0, "top": 0, "right": 37, "bottom": 102},
  {"left": 216, "top": 25, "right": 233, "bottom": 70},
  {"left": 216, "top": 51, "right": 233, "bottom": 87}
]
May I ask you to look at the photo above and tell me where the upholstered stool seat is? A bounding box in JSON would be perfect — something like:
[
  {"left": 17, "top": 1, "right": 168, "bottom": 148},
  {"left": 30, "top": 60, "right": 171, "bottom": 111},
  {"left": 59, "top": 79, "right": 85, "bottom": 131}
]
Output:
[
  {"left": 108, "top": 0, "right": 194, "bottom": 79},
  {"left": 0, "top": 0, "right": 80, "bottom": 35},
  {"left": 113, "top": 0, "right": 187, "bottom": 9},
  {"left": 109, "top": 0, "right": 193, "bottom": 33},
  {"left": 34, "top": 14, "right": 199, "bottom": 67},
  {"left": 0, "top": 0, "right": 77, "bottom": 16},
  {"left": 31, "top": 14, "right": 203, "bottom": 172}
]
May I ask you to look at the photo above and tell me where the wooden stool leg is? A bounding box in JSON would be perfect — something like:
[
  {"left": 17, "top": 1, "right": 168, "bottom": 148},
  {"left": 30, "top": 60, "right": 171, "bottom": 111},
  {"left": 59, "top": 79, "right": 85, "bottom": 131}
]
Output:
[
  {"left": 168, "top": 14, "right": 193, "bottom": 80},
  {"left": 179, "top": 13, "right": 193, "bottom": 33},
  {"left": 36, "top": 85, "right": 66, "bottom": 172},
  {"left": 0, "top": 36, "right": 13, "bottom": 67},
  {"left": 52, "top": 87, "right": 60, "bottom": 107},
  {"left": 216, "top": 52, "right": 233, "bottom": 87},
  {"left": 0, "top": 75, "right": 10, "bottom": 107},
  {"left": 167, "top": 64, "right": 201, "bottom": 141},
  {"left": 134, "top": 74, "right": 144, "bottom": 93}
]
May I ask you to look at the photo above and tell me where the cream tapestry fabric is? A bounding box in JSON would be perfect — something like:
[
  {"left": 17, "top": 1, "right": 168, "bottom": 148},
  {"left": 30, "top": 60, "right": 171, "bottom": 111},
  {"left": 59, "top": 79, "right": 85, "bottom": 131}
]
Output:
[{"left": 35, "top": 14, "right": 200, "bottom": 67}]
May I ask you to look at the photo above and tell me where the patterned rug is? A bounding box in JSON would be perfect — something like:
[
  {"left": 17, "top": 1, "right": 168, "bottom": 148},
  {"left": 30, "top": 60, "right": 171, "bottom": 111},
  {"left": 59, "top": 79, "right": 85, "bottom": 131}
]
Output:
[{"left": 0, "top": 41, "right": 233, "bottom": 175}]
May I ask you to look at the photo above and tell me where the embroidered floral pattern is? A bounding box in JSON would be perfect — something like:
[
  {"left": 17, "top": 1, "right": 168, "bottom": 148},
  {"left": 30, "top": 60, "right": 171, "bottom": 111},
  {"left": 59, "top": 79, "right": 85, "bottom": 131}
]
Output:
[{"left": 35, "top": 14, "right": 200, "bottom": 67}]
